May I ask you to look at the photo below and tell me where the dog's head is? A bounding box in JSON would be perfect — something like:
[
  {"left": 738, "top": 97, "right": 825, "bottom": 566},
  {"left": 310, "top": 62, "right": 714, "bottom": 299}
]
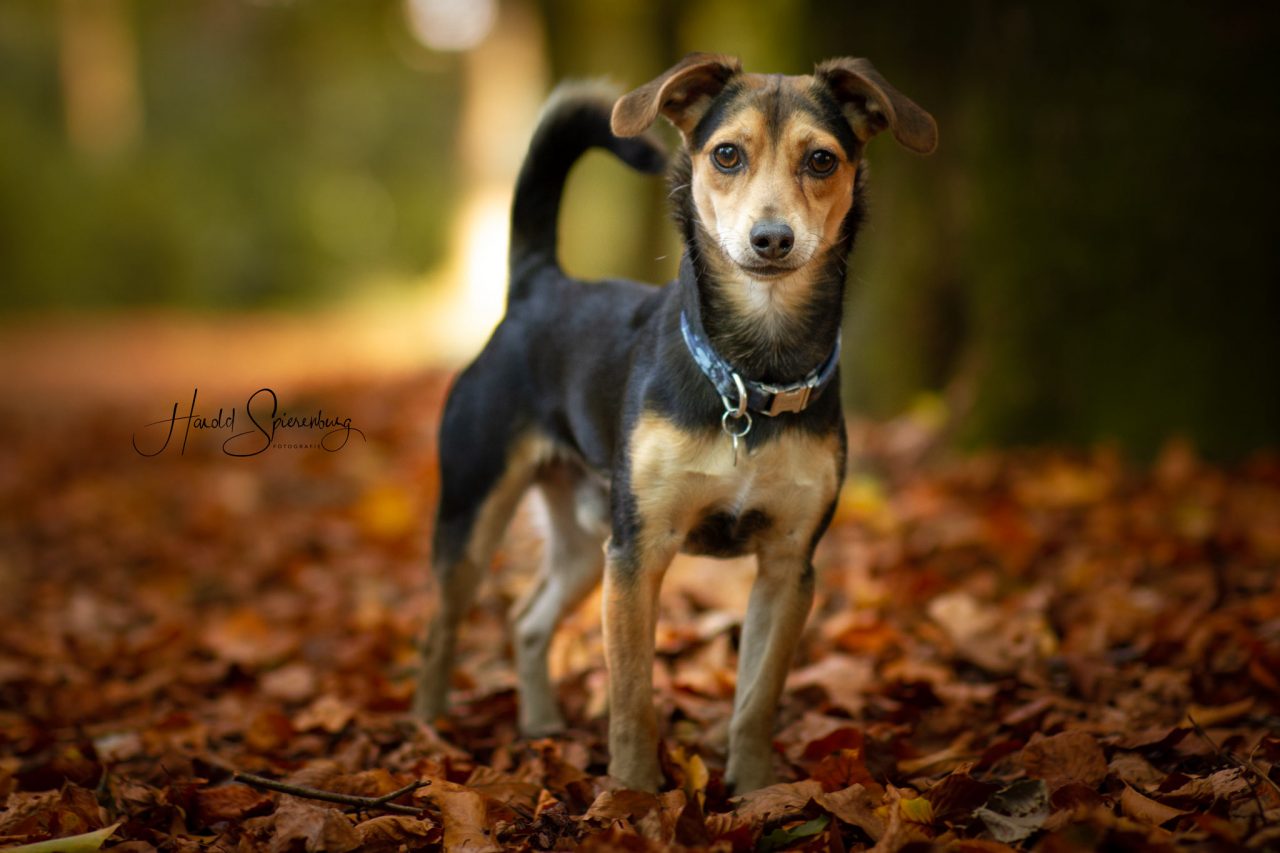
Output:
[{"left": 612, "top": 54, "right": 935, "bottom": 291}]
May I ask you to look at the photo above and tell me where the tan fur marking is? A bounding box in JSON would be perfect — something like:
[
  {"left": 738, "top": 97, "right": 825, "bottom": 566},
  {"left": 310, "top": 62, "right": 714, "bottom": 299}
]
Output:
[
  {"left": 603, "top": 542, "right": 669, "bottom": 791},
  {"left": 689, "top": 102, "right": 857, "bottom": 331},
  {"left": 628, "top": 413, "right": 841, "bottom": 558},
  {"left": 727, "top": 542, "right": 814, "bottom": 790},
  {"left": 463, "top": 432, "right": 558, "bottom": 567},
  {"left": 624, "top": 413, "right": 839, "bottom": 791}
]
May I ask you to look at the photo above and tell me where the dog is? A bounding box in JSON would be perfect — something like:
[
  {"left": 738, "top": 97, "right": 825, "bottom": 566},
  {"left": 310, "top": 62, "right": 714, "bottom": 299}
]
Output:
[{"left": 414, "top": 53, "right": 936, "bottom": 793}]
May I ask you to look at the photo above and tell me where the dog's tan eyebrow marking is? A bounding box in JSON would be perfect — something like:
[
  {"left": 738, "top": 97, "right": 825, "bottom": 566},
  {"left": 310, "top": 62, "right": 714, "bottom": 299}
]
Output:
[{"left": 696, "top": 75, "right": 845, "bottom": 157}]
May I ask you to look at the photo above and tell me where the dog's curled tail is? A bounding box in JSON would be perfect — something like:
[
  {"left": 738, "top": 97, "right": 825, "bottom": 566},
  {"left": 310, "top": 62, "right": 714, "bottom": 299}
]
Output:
[{"left": 508, "top": 81, "right": 667, "bottom": 296}]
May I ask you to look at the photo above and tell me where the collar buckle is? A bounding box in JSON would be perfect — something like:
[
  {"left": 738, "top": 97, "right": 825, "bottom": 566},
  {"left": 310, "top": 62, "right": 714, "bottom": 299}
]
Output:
[{"left": 766, "top": 384, "right": 812, "bottom": 416}]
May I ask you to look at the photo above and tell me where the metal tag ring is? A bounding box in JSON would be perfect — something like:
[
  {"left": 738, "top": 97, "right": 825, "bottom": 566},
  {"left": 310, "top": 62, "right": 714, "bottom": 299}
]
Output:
[{"left": 721, "top": 407, "right": 752, "bottom": 438}]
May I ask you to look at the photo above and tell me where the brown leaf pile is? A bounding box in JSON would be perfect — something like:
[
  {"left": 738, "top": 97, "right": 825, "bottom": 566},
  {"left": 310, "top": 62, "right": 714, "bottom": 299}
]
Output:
[{"left": 1, "top": 374, "right": 1278, "bottom": 851}]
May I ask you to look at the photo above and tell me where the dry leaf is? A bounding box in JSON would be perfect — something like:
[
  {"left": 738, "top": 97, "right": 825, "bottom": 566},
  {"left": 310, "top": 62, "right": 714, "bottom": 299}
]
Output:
[
  {"left": 1119, "top": 784, "right": 1188, "bottom": 826},
  {"left": 293, "top": 695, "right": 356, "bottom": 733},
  {"left": 1163, "top": 768, "right": 1250, "bottom": 801},
  {"left": 731, "top": 780, "right": 824, "bottom": 824},
  {"left": 812, "top": 784, "right": 885, "bottom": 839},
  {"left": 583, "top": 789, "right": 660, "bottom": 823},
  {"left": 194, "top": 784, "right": 273, "bottom": 824},
  {"left": 353, "top": 815, "right": 439, "bottom": 852},
  {"left": 1, "top": 822, "right": 121, "bottom": 853},
  {"left": 428, "top": 789, "right": 499, "bottom": 853},
  {"left": 269, "top": 799, "right": 360, "bottom": 853},
  {"left": 1021, "top": 730, "right": 1107, "bottom": 789},
  {"left": 973, "top": 780, "right": 1049, "bottom": 845},
  {"left": 6, "top": 372, "right": 1276, "bottom": 853}
]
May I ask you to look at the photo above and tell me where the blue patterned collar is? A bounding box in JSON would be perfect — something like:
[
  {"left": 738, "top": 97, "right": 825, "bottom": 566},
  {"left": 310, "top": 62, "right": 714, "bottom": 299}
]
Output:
[{"left": 679, "top": 309, "right": 841, "bottom": 417}]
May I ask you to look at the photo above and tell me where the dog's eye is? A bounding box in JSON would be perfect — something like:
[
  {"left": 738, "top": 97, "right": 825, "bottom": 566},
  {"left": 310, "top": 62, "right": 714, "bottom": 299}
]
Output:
[
  {"left": 712, "top": 144, "right": 742, "bottom": 172},
  {"left": 807, "top": 149, "right": 837, "bottom": 176}
]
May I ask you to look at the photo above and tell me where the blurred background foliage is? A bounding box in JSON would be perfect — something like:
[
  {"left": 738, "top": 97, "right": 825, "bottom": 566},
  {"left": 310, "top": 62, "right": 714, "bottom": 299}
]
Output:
[{"left": 0, "top": 0, "right": 1276, "bottom": 457}]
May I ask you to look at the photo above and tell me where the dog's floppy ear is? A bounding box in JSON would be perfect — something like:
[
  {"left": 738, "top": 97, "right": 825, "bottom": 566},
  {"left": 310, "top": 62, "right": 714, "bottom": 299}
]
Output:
[
  {"left": 612, "top": 52, "right": 742, "bottom": 138},
  {"left": 815, "top": 57, "right": 937, "bottom": 154}
]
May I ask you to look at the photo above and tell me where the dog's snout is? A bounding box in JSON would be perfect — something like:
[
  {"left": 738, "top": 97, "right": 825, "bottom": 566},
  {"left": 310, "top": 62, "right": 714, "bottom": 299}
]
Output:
[{"left": 749, "top": 220, "right": 794, "bottom": 260}]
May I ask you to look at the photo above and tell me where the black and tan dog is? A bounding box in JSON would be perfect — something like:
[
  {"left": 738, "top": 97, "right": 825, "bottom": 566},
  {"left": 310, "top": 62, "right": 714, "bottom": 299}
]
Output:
[{"left": 415, "top": 53, "right": 936, "bottom": 793}]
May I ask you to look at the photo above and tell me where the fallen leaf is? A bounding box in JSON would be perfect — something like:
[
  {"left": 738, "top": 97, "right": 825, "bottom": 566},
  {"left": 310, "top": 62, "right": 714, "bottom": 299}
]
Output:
[
  {"left": 869, "top": 785, "right": 932, "bottom": 850},
  {"left": 812, "top": 784, "right": 884, "bottom": 839},
  {"left": 898, "top": 732, "right": 976, "bottom": 776},
  {"left": 899, "top": 794, "right": 934, "bottom": 825},
  {"left": 354, "top": 483, "right": 418, "bottom": 541},
  {"left": 1162, "top": 768, "right": 1250, "bottom": 801},
  {"left": 778, "top": 713, "right": 862, "bottom": 765},
  {"left": 1119, "top": 784, "right": 1188, "bottom": 827},
  {"left": 202, "top": 607, "right": 296, "bottom": 667},
  {"left": 195, "top": 783, "right": 273, "bottom": 824},
  {"left": 1107, "top": 752, "right": 1165, "bottom": 790},
  {"left": 1021, "top": 730, "right": 1107, "bottom": 790},
  {"left": 428, "top": 789, "right": 499, "bottom": 853},
  {"left": 785, "top": 653, "right": 873, "bottom": 714},
  {"left": 583, "top": 788, "right": 657, "bottom": 822},
  {"left": 731, "top": 780, "right": 824, "bottom": 824},
  {"left": 353, "top": 814, "right": 439, "bottom": 852},
  {"left": 758, "top": 813, "right": 829, "bottom": 852},
  {"left": 810, "top": 748, "right": 878, "bottom": 793},
  {"left": 926, "top": 772, "right": 998, "bottom": 825},
  {"left": 1, "top": 822, "right": 120, "bottom": 853},
  {"left": 666, "top": 746, "right": 708, "bottom": 809},
  {"left": 973, "top": 779, "right": 1049, "bottom": 844},
  {"left": 293, "top": 695, "right": 356, "bottom": 733},
  {"left": 1184, "top": 698, "right": 1254, "bottom": 728},
  {"left": 269, "top": 799, "right": 360, "bottom": 853},
  {"left": 260, "top": 662, "right": 318, "bottom": 703}
]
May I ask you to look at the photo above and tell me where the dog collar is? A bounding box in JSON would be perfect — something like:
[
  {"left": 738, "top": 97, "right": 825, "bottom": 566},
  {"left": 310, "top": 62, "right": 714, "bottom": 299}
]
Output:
[{"left": 679, "top": 309, "right": 841, "bottom": 417}]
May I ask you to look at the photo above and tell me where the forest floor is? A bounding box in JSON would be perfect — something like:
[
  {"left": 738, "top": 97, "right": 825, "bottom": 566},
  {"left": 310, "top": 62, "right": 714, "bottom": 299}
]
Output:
[{"left": 1, "top": 370, "right": 1278, "bottom": 851}]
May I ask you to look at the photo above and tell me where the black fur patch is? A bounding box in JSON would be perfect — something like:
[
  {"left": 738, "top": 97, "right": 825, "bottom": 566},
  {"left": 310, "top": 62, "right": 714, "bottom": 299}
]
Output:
[
  {"left": 690, "top": 81, "right": 750, "bottom": 150},
  {"left": 683, "top": 508, "right": 773, "bottom": 557}
]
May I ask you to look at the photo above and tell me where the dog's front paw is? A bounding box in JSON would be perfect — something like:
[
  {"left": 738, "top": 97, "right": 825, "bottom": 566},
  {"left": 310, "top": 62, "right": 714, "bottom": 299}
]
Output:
[
  {"left": 725, "top": 753, "right": 776, "bottom": 794},
  {"left": 608, "top": 756, "right": 662, "bottom": 793}
]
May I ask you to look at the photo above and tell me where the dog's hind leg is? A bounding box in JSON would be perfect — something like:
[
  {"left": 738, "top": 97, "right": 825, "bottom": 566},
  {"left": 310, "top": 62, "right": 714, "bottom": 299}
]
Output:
[
  {"left": 511, "top": 464, "right": 607, "bottom": 737},
  {"left": 413, "top": 409, "right": 550, "bottom": 723}
]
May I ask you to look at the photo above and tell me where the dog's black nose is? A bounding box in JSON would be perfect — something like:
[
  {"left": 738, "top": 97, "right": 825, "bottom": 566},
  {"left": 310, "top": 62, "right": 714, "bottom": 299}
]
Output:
[{"left": 749, "top": 220, "right": 794, "bottom": 260}]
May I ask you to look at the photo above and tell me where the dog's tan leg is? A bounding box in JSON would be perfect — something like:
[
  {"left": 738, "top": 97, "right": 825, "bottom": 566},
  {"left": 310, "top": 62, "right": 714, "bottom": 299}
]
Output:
[
  {"left": 512, "top": 472, "right": 606, "bottom": 737},
  {"left": 603, "top": 542, "right": 672, "bottom": 792},
  {"left": 725, "top": 545, "right": 816, "bottom": 792}
]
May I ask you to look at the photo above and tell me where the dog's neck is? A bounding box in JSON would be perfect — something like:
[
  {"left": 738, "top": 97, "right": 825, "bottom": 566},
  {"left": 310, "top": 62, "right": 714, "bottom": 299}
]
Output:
[{"left": 670, "top": 155, "right": 866, "bottom": 386}]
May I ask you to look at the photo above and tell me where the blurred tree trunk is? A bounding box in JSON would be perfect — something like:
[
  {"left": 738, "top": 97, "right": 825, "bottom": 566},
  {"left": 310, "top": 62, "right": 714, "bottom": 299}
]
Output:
[
  {"left": 818, "top": 1, "right": 1280, "bottom": 458},
  {"left": 57, "top": 0, "right": 141, "bottom": 159}
]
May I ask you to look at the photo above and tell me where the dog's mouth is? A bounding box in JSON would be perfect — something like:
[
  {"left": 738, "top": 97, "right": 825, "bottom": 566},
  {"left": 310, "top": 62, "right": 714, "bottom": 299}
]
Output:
[{"left": 737, "top": 262, "right": 798, "bottom": 280}]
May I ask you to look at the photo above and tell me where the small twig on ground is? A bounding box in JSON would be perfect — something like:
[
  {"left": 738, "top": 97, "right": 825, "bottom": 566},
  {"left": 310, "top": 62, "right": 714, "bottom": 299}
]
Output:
[
  {"left": 1187, "top": 715, "right": 1280, "bottom": 797},
  {"left": 234, "top": 771, "right": 428, "bottom": 816},
  {"left": 1186, "top": 711, "right": 1280, "bottom": 832}
]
